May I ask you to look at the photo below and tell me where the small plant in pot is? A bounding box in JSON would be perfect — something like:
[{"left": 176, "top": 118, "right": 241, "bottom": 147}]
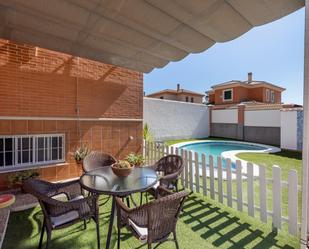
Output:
[
  {"left": 7, "top": 170, "right": 39, "bottom": 190},
  {"left": 125, "top": 153, "right": 144, "bottom": 167},
  {"left": 73, "top": 145, "right": 90, "bottom": 166},
  {"left": 111, "top": 160, "right": 133, "bottom": 177}
]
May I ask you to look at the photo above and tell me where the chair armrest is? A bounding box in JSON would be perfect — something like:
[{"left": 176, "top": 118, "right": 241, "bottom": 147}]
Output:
[
  {"left": 46, "top": 194, "right": 96, "bottom": 217},
  {"left": 115, "top": 197, "right": 149, "bottom": 227},
  {"left": 160, "top": 171, "right": 181, "bottom": 184},
  {"left": 156, "top": 186, "right": 173, "bottom": 198}
]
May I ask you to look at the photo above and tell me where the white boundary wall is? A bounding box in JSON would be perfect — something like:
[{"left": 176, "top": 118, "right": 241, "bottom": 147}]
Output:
[
  {"left": 281, "top": 110, "right": 298, "bottom": 150},
  {"left": 212, "top": 109, "right": 238, "bottom": 124},
  {"left": 143, "top": 97, "right": 209, "bottom": 140},
  {"left": 245, "top": 109, "right": 281, "bottom": 127}
]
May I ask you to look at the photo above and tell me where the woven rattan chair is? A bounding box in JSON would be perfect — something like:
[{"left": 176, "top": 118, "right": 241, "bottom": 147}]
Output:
[
  {"left": 116, "top": 186, "right": 188, "bottom": 249},
  {"left": 23, "top": 179, "right": 100, "bottom": 249},
  {"left": 141, "top": 155, "right": 184, "bottom": 204},
  {"left": 82, "top": 151, "right": 116, "bottom": 172}
]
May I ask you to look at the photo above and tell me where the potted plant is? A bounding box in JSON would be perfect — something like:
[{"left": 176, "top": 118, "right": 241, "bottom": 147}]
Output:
[
  {"left": 111, "top": 160, "right": 133, "bottom": 177},
  {"left": 143, "top": 123, "right": 153, "bottom": 142},
  {"left": 73, "top": 145, "right": 91, "bottom": 166},
  {"left": 7, "top": 169, "right": 39, "bottom": 190},
  {"left": 125, "top": 153, "right": 144, "bottom": 167}
]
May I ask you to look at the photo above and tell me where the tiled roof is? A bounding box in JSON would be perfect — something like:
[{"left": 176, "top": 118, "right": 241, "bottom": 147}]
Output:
[
  {"left": 147, "top": 88, "right": 204, "bottom": 97},
  {"left": 210, "top": 80, "right": 285, "bottom": 91}
]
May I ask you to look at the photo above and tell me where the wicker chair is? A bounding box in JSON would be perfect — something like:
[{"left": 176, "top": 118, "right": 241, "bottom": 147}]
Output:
[
  {"left": 82, "top": 151, "right": 116, "bottom": 172},
  {"left": 116, "top": 186, "right": 188, "bottom": 249},
  {"left": 23, "top": 179, "right": 100, "bottom": 249},
  {"left": 141, "top": 155, "right": 184, "bottom": 204}
]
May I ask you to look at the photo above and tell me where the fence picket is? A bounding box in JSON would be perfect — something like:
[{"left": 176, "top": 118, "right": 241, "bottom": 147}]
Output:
[
  {"left": 145, "top": 141, "right": 149, "bottom": 164},
  {"left": 170, "top": 146, "right": 174, "bottom": 155},
  {"left": 236, "top": 160, "right": 243, "bottom": 212},
  {"left": 226, "top": 159, "right": 232, "bottom": 207},
  {"left": 184, "top": 150, "right": 189, "bottom": 189},
  {"left": 189, "top": 151, "right": 194, "bottom": 191},
  {"left": 194, "top": 152, "right": 200, "bottom": 193},
  {"left": 217, "top": 157, "right": 223, "bottom": 203},
  {"left": 164, "top": 144, "right": 169, "bottom": 156},
  {"left": 202, "top": 154, "right": 207, "bottom": 196},
  {"left": 272, "top": 165, "right": 282, "bottom": 229},
  {"left": 259, "top": 165, "right": 267, "bottom": 223},
  {"left": 150, "top": 142, "right": 154, "bottom": 164},
  {"left": 247, "top": 163, "right": 254, "bottom": 217},
  {"left": 209, "top": 155, "right": 215, "bottom": 199},
  {"left": 288, "top": 170, "right": 298, "bottom": 235},
  {"left": 180, "top": 149, "right": 185, "bottom": 187}
]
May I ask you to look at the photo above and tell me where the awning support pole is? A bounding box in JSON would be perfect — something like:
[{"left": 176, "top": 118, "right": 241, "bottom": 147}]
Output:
[{"left": 301, "top": 1, "right": 309, "bottom": 248}]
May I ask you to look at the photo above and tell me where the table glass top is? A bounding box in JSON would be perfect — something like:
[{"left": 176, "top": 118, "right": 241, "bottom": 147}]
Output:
[{"left": 80, "top": 166, "right": 158, "bottom": 196}]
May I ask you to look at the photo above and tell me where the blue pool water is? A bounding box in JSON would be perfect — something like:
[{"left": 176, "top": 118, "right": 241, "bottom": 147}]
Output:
[{"left": 179, "top": 141, "right": 266, "bottom": 168}]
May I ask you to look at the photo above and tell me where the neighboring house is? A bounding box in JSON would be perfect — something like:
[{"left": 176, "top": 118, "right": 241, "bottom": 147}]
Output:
[
  {"left": 147, "top": 84, "right": 204, "bottom": 103},
  {"left": 206, "top": 72, "right": 285, "bottom": 106},
  {"left": 0, "top": 39, "right": 143, "bottom": 189}
]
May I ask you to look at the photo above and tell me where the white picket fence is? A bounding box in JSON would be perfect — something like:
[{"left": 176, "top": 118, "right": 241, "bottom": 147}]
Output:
[{"left": 143, "top": 141, "right": 300, "bottom": 236}]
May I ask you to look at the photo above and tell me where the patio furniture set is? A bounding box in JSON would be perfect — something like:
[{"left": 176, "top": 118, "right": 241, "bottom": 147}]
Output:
[{"left": 22, "top": 151, "right": 188, "bottom": 249}]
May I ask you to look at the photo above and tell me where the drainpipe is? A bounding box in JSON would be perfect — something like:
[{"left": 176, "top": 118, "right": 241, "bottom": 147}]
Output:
[{"left": 301, "top": 1, "right": 309, "bottom": 248}]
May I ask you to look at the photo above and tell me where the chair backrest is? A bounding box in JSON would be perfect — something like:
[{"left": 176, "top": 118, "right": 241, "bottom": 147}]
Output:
[
  {"left": 82, "top": 151, "right": 116, "bottom": 172},
  {"left": 147, "top": 191, "right": 188, "bottom": 243},
  {"left": 23, "top": 179, "right": 59, "bottom": 220},
  {"left": 154, "top": 155, "right": 183, "bottom": 175}
]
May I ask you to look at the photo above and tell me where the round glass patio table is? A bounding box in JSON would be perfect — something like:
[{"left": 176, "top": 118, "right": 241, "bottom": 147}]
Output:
[{"left": 79, "top": 166, "right": 158, "bottom": 249}]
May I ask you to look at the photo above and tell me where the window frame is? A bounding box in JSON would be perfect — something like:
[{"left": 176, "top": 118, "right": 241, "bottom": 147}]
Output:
[
  {"left": 222, "top": 89, "right": 233, "bottom": 102},
  {"left": 0, "top": 134, "right": 65, "bottom": 172},
  {"left": 270, "top": 90, "right": 275, "bottom": 103}
]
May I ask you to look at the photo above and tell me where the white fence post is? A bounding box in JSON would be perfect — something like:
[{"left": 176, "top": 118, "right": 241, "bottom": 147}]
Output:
[
  {"left": 180, "top": 149, "right": 185, "bottom": 187},
  {"left": 189, "top": 151, "right": 194, "bottom": 191},
  {"left": 288, "top": 169, "right": 298, "bottom": 236},
  {"left": 217, "top": 157, "right": 223, "bottom": 203},
  {"left": 209, "top": 155, "right": 215, "bottom": 200},
  {"left": 184, "top": 150, "right": 189, "bottom": 189},
  {"left": 226, "top": 158, "right": 232, "bottom": 208},
  {"left": 247, "top": 163, "right": 255, "bottom": 217},
  {"left": 194, "top": 152, "right": 200, "bottom": 193},
  {"left": 202, "top": 153, "right": 207, "bottom": 196},
  {"left": 236, "top": 160, "right": 243, "bottom": 212},
  {"left": 259, "top": 165, "right": 267, "bottom": 223},
  {"left": 273, "top": 165, "right": 282, "bottom": 229}
]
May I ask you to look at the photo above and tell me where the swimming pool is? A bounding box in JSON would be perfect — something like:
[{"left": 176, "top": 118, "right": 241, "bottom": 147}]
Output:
[{"left": 175, "top": 140, "right": 280, "bottom": 170}]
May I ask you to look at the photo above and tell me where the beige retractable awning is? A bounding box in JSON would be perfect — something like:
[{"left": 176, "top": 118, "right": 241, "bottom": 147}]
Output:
[{"left": 0, "top": 0, "right": 304, "bottom": 73}]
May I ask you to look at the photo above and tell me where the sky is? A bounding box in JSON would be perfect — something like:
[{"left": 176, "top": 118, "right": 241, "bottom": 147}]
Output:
[{"left": 144, "top": 8, "right": 305, "bottom": 105}]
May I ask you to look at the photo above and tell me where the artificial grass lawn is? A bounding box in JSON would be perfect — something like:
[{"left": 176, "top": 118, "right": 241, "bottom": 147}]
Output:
[{"left": 3, "top": 192, "right": 299, "bottom": 249}]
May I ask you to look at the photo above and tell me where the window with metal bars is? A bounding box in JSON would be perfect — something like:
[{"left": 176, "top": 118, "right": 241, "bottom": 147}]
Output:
[{"left": 0, "top": 134, "right": 65, "bottom": 171}]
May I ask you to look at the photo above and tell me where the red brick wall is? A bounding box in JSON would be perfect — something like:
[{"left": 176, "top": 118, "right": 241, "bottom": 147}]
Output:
[{"left": 0, "top": 39, "right": 143, "bottom": 189}]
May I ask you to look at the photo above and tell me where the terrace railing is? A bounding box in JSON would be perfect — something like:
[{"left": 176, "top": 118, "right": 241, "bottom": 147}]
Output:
[{"left": 143, "top": 141, "right": 300, "bottom": 237}]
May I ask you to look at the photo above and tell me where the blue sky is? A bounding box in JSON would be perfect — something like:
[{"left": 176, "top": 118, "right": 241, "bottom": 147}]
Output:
[{"left": 144, "top": 8, "right": 305, "bottom": 105}]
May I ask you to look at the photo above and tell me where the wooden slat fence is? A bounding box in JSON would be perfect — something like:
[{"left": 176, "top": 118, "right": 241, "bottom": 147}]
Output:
[{"left": 143, "top": 140, "right": 300, "bottom": 236}]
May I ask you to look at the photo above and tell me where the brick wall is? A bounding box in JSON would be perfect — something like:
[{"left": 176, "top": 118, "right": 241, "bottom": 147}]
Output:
[{"left": 0, "top": 39, "right": 143, "bottom": 189}]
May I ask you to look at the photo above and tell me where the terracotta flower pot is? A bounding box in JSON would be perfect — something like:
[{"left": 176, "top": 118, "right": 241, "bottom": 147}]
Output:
[{"left": 111, "top": 164, "right": 133, "bottom": 177}]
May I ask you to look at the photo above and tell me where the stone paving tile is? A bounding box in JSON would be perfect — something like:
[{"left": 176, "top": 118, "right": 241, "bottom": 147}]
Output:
[{"left": 0, "top": 190, "right": 38, "bottom": 249}]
